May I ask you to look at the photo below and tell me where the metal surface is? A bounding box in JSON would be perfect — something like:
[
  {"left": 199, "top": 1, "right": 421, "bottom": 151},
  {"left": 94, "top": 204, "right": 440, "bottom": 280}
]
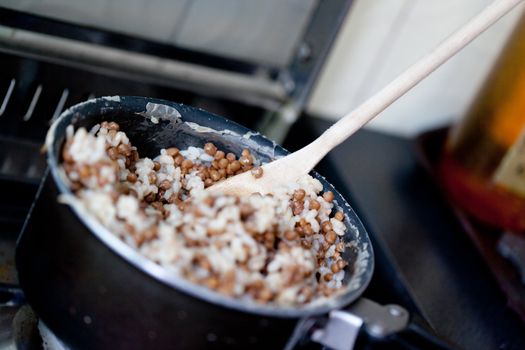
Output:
[
  {"left": 16, "top": 97, "right": 374, "bottom": 349},
  {"left": 0, "top": 51, "right": 270, "bottom": 183},
  {"left": 0, "top": 25, "right": 287, "bottom": 111},
  {"left": 258, "top": 0, "right": 353, "bottom": 141},
  {"left": 311, "top": 299, "right": 411, "bottom": 350},
  {"left": 346, "top": 299, "right": 409, "bottom": 338},
  {"left": 312, "top": 310, "right": 363, "bottom": 350}
]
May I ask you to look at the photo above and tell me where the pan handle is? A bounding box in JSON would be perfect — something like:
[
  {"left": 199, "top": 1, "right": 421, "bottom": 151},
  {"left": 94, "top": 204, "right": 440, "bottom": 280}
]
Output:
[{"left": 310, "top": 298, "right": 458, "bottom": 350}]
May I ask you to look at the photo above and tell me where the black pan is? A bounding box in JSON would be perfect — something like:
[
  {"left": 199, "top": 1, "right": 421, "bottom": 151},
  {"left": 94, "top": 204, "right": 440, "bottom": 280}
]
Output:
[{"left": 15, "top": 96, "right": 454, "bottom": 349}]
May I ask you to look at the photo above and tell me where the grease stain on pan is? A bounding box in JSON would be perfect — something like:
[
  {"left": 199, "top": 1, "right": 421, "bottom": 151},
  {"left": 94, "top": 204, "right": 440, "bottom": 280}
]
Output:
[
  {"left": 184, "top": 121, "right": 239, "bottom": 136},
  {"left": 137, "top": 102, "right": 182, "bottom": 125},
  {"left": 102, "top": 96, "right": 120, "bottom": 102},
  {"left": 184, "top": 121, "right": 279, "bottom": 160},
  {"left": 243, "top": 131, "right": 260, "bottom": 139},
  {"left": 137, "top": 103, "right": 278, "bottom": 160}
]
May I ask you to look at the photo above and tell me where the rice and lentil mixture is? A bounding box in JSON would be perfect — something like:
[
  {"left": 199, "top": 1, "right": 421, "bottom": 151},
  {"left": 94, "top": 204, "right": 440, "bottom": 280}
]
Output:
[{"left": 61, "top": 121, "right": 350, "bottom": 306}]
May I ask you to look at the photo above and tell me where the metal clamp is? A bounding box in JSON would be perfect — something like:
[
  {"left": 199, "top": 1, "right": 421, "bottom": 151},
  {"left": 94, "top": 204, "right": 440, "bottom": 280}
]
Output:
[{"left": 312, "top": 298, "right": 409, "bottom": 350}]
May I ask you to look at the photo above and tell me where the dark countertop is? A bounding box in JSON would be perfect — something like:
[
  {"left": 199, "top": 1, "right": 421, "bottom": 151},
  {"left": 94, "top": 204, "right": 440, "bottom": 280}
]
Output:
[{"left": 284, "top": 116, "right": 525, "bottom": 350}]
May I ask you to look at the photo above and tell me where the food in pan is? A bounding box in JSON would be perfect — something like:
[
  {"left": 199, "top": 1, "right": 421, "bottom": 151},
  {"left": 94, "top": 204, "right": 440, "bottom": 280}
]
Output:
[{"left": 60, "top": 121, "right": 350, "bottom": 306}]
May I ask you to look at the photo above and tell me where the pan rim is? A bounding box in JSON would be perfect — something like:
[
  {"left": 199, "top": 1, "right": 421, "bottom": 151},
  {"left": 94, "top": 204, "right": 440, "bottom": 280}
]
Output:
[{"left": 43, "top": 95, "right": 375, "bottom": 318}]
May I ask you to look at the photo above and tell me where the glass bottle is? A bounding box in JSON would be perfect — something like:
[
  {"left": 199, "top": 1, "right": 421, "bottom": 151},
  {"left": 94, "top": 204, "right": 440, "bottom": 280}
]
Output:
[{"left": 440, "top": 11, "right": 525, "bottom": 233}]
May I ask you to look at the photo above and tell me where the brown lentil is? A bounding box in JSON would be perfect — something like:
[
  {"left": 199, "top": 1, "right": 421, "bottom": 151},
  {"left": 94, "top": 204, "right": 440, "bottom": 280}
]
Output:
[
  {"left": 239, "top": 203, "right": 253, "bottom": 218},
  {"left": 322, "top": 191, "right": 334, "bottom": 202},
  {"left": 131, "top": 149, "right": 140, "bottom": 162},
  {"left": 205, "top": 277, "right": 220, "bottom": 289},
  {"left": 257, "top": 288, "right": 273, "bottom": 302},
  {"left": 230, "top": 160, "right": 241, "bottom": 172},
  {"left": 107, "top": 147, "right": 118, "bottom": 160},
  {"left": 292, "top": 201, "right": 304, "bottom": 215},
  {"left": 218, "top": 158, "right": 229, "bottom": 169},
  {"left": 78, "top": 165, "right": 90, "bottom": 179},
  {"left": 144, "top": 192, "right": 156, "bottom": 203},
  {"left": 210, "top": 170, "right": 221, "bottom": 181},
  {"left": 166, "top": 147, "right": 179, "bottom": 157},
  {"left": 334, "top": 211, "right": 345, "bottom": 221},
  {"left": 284, "top": 230, "right": 297, "bottom": 241},
  {"left": 251, "top": 167, "right": 263, "bottom": 179},
  {"left": 148, "top": 172, "right": 157, "bottom": 184},
  {"left": 321, "top": 221, "right": 333, "bottom": 233},
  {"left": 158, "top": 180, "right": 171, "bottom": 191},
  {"left": 310, "top": 200, "right": 321, "bottom": 210},
  {"left": 226, "top": 164, "right": 234, "bottom": 175},
  {"left": 181, "top": 159, "right": 193, "bottom": 169},
  {"left": 126, "top": 173, "right": 137, "bottom": 183},
  {"left": 214, "top": 150, "right": 225, "bottom": 160},
  {"left": 301, "top": 240, "right": 312, "bottom": 249},
  {"left": 304, "top": 225, "right": 314, "bottom": 236},
  {"left": 325, "top": 230, "right": 337, "bottom": 244},
  {"left": 174, "top": 155, "right": 184, "bottom": 165},
  {"left": 226, "top": 153, "right": 236, "bottom": 162},
  {"left": 239, "top": 155, "right": 252, "bottom": 166},
  {"left": 117, "top": 143, "right": 132, "bottom": 156},
  {"left": 151, "top": 201, "right": 164, "bottom": 211},
  {"left": 293, "top": 189, "right": 306, "bottom": 201},
  {"left": 204, "top": 142, "right": 217, "bottom": 155}
]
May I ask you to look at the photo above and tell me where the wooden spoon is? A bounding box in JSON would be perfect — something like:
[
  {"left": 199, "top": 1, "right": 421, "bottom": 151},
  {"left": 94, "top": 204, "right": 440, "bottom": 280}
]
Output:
[{"left": 208, "top": 0, "right": 524, "bottom": 196}]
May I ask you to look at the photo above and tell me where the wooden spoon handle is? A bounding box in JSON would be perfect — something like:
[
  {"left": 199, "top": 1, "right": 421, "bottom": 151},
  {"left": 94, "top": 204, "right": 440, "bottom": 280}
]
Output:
[{"left": 311, "top": 0, "right": 524, "bottom": 157}]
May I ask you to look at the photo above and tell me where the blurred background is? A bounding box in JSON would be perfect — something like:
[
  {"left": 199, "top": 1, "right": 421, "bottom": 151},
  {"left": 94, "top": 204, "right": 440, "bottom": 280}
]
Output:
[
  {"left": 1, "top": 1, "right": 525, "bottom": 349},
  {"left": 1, "top": 0, "right": 524, "bottom": 136}
]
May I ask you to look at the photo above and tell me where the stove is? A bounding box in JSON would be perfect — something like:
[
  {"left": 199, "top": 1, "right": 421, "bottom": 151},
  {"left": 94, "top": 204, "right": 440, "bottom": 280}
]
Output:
[
  {"left": 0, "top": 3, "right": 473, "bottom": 349},
  {"left": 0, "top": 54, "right": 431, "bottom": 350}
]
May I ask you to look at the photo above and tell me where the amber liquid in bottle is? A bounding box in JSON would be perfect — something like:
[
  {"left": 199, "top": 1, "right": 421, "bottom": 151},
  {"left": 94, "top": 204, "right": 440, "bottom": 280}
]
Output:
[{"left": 440, "top": 13, "right": 525, "bottom": 233}]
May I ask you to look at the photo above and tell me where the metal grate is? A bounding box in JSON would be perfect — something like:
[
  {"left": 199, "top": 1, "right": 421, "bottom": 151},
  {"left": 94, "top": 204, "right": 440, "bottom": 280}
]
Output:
[{"left": 0, "top": 52, "right": 268, "bottom": 183}]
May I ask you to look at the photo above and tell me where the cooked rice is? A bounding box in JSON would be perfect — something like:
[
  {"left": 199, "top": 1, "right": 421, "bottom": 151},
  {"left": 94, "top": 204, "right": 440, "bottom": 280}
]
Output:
[{"left": 60, "top": 121, "right": 350, "bottom": 306}]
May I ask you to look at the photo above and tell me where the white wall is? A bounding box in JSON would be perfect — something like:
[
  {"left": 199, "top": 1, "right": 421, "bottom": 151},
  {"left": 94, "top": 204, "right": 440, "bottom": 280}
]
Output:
[{"left": 307, "top": 0, "right": 525, "bottom": 137}]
